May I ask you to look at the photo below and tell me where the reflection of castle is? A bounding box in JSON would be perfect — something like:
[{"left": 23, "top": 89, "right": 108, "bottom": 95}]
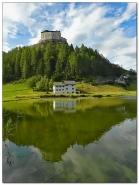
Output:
[{"left": 53, "top": 100, "right": 76, "bottom": 113}]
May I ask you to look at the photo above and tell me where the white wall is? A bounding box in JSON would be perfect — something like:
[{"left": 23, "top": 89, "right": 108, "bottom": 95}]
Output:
[
  {"left": 51, "top": 32, "right": 61, "bottom": 39},
  {"left": 41, "top": 31, "right": 61, "bottom": 40},
  {"left": 53, "top": 84, "right": 76, "bottom": 94},
  {"left": 64, "top": 84, "right": 76, "bottom": 94},
  {"left": 115, "top": 78, "right": 125, "bottom": 84},
  {"left": 41, "top": 32, "right": 52, "bottom": 40},
  {"left": 53, "top": 85, "right": 65, "bottom": 94}
]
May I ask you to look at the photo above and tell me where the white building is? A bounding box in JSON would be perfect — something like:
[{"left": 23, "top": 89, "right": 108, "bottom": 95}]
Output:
[
  {"left": 53, "top": 81, "right": 76, "bottom": 94},
  {"left": 121, "top": 74, "right": 130, "bottom": 79},
  {"left": 115, "top": 77, "right": 125, "bottom": 84}
]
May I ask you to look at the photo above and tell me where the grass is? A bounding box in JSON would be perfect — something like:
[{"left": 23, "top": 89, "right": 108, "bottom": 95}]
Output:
[
  {"left": 2, "top": 81, "right": 136, "bottom": 102},
  {"left": 77, "top": 83, "right": 125, "bottom": 94},
  {"left": 76, "top": 82, "right": 136, "bottom": 96},
  {"left": 2, "top": 82, "right": 47, "bottom": 102}
]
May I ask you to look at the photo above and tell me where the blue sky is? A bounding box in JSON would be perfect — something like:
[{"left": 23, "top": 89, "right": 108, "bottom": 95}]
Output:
[{"left": 2, "top": 2, "right": 137, "bottom": 70}]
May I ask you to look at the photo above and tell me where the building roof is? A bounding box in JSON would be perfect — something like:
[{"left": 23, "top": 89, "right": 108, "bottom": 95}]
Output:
[
  {"left": 41, "top": 30, "right": 60, "bottom": 33},
  {"left": 53, "top": 81, "right": 76, "bottom": 85},
  {"left": 53, "top": 82, "right": 63, "bottom": 85},
  {"left": 63, "top": 81, "right": 76, "bottom": 85}
]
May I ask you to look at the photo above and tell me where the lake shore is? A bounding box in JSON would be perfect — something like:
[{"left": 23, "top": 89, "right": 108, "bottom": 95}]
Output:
[{"left": 3, "top": 91, "right": 136, "bottom": 102}]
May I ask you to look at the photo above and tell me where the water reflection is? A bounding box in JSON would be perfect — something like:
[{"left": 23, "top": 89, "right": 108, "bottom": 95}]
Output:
[
  {"left": 3, "top": 98, "right": 136, "bottom": 163},
  {"left": 2, "top": 97, "right": 137, "bottom": 182},
  {"left": 3, "top": 141, "right": 15, "bottom": 167},
  {"left": 53, "top": 100, "right": 76, "bottom": 112},
  {"left": 3, "top": 109, "right": 22, "bottom": 167}
]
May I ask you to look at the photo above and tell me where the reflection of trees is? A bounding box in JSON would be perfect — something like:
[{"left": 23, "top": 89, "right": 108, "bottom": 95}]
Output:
[
  {"left": 41, "top": 150, "right": 53, "bottom": 161},
  {"left": 2, "top": 109, "right": 22, "bottom": 166},
  {"left": 3, "top": 117, "right": 15, "bottom": 166},
  {"left": 2, "top": 99, "right": 136, "bottom": 163}
]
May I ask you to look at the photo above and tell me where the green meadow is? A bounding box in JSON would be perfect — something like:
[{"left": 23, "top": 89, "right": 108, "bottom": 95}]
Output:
[{"left": 2, "top": 80, "right": 136, "bottom": 102}]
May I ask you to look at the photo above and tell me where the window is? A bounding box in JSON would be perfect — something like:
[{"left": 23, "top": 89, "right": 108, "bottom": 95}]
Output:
[
  {"left": 72, "top": 92, "right": 74, "bottom": 93},
  {"left": 72, "top": 88, "right": 74, "bottom": 90},
  {"left": 59, "top": 89, "right": 61, "bottom": 91},
  {"left": 66, "top": 88, "right": 68, "bottom": 90}
]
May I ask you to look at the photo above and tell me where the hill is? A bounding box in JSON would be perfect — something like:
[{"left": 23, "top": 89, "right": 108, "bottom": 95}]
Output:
[{"left": 2, "top": 42, "right": 130, "bottom": 84}]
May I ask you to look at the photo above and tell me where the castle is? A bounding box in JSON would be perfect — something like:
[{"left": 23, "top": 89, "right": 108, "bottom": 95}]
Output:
[{"left": 38, "top": 30, "right": 67, "bottom": 44}]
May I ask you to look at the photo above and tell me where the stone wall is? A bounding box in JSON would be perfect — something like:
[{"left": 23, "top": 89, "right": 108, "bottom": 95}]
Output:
[
  {"left": 41, "top": 31, "right": 61, "bottom": 40},
  {"left": 40, "top": 30, "right": 67, "bottom": 44}
]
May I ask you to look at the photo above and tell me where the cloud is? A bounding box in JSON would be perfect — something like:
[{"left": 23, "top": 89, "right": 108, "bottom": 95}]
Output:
[
  {"left": 3, "top": 42, "right": 11, "bottom": 52},
  {"left": 3, "top": 3, "right": 40, "bottom": 50},
  {"left": 52, "top": 17, "right": 64, "bottom": 31},
  {"left": 45, "top": 2, "right": 54, "bottom": 6},
  {"left": 92, "top": 28, "right": 136, "bottom": 69},
  {"left": 27, "top": 30, "right": 41, "bottom": 45},
  {"left": 16, "top": 44, "right": 24, "bottom": 48},
  {"left": 122, "top": 3, "right": 136, "bottom": 21},
  {"left": 3, "top": 3, "right": 38, "bottom": 36}
]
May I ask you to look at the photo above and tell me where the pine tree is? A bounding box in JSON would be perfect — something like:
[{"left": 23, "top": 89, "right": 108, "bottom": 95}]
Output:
[
  {"left": 15, "top": 48, "right": 22, "bottom": 79},
  {"left": 49, "top": 78, "right": 53, "bottom": 90},
  {"left": 30, "top": 47, "right": 37, "bottom": 76}
]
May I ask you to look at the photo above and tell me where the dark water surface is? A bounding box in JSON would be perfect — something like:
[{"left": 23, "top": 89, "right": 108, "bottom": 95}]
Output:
[{"left": 2, "top": 97, "right": 137, "bottom": 183}]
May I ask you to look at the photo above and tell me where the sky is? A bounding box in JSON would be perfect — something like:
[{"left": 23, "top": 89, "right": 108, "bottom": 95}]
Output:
[{"left": 2, "top": 2, "right": 137, "bottom": 70}]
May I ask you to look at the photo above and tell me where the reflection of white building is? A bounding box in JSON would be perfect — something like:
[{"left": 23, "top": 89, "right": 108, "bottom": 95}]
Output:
[
  {"left": 115, "top": 106, "right": 126, "bottom": 113},
  {"left": 53, "top": 100, "right": 76, "bottom": 112},
  {"left": 53, "top": 81, "right": 76, "bottom": 94}
]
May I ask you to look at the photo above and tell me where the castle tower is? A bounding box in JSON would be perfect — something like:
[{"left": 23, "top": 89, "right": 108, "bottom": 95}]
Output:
[{"left": 39, "top": 30, "right": 67, "bottom": 44}]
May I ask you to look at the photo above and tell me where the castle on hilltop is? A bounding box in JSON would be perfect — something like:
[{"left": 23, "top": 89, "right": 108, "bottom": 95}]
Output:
[{"left": 38, "top": 30, "right": 67, "bottom": 44}]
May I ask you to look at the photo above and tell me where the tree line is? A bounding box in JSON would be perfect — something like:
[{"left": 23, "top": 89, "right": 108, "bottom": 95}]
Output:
[{"left": 3, "top": 42, "right": 127, "bottom": 83}]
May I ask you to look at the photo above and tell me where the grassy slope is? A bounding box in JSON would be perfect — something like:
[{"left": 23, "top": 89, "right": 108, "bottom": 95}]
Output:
[
  {"left": 2, "top": 81, "right": 136, "bottom": 102},
  {"left": 76, "top": 82, "right": 136, "bottom": 95},
  {"left": 76, "top": 83, "right": 125, "bottom": 94},
  {"left": 2, "top": 83, "right": 46, "bottom": 101}
]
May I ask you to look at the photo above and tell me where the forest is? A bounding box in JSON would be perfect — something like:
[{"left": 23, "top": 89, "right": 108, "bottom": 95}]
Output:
[{"left": 3, "top": 42, "right": 127, "bottom": 84}]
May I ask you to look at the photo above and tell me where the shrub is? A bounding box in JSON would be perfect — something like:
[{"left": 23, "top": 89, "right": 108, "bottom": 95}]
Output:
[
  {"left": 79, "top": 94, "right": 86, "bottom": 97},
  {"left": 106, "top": 94, "right": 111, "bottom": 97},
  {"left": 59, "top": 94, "right": 65, "bottom": 97},
  {"left": 93, "top": 94, "right": 103, "bottom": 98},
  {"left": 38, "top": 76, "right": 49, "bottom": 92},
  {"left": 27, "top": 76, "right": 37, "bottom": 89}
]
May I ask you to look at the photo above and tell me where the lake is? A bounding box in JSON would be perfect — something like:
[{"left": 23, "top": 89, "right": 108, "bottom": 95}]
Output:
[{"left": 2, "top": 97, "right": 137, "bottom": 183}]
